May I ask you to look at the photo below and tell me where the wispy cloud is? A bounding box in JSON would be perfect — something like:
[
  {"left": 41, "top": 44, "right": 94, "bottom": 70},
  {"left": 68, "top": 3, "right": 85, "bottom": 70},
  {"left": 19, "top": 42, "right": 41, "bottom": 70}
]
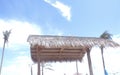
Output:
[{"left": 44, "top": 0, "right": 71, "bottom": 21}]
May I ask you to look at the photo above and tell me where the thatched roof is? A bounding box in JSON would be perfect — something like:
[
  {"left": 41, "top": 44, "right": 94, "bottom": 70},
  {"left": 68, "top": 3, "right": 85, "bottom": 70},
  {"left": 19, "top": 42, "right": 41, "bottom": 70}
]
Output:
[{"left": 27, "top": 35, "right": 119, "bottom": 62}]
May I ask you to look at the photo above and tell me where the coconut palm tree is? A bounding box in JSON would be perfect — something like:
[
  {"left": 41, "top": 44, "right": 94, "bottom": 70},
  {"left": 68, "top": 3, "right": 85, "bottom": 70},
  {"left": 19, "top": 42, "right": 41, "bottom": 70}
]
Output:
[
  {"left": 0, "top": 30, "right": 11, "bottom": 75},
  {"left": 100, "top": 31, "right": 112, "bottom": 75}
]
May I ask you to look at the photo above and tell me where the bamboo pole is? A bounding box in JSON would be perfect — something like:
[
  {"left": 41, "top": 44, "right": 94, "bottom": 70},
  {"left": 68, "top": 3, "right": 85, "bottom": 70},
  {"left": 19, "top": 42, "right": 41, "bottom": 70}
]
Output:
[
  {"left": 76, "top": 60, "right": 79, "bottom": 75},
  {"left": 41, "top": 62, "right": 44, "bottom": 75},
  {"left": 37, "top": 46, "right": 40, "bottom": 75},
  {"left": 30, "top": 64, "right": 33, "bottom": 75},
  {"left": 87, "top": 49, "right": 93, "bottom": 75}
]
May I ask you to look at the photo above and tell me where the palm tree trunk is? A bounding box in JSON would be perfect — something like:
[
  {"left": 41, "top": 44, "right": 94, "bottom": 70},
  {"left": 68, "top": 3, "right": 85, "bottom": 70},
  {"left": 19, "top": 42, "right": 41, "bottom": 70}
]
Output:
[
  {"left": 0, "top": 40, "right": 6, "bottom": 75},
  {"left": 101, "top": 47, "right": 106, "bottom": 75}
]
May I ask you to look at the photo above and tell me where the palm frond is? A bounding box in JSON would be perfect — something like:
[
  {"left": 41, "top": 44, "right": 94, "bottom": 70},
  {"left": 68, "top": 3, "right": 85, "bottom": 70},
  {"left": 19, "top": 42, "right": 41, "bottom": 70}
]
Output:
[
  {"left": 100, "top": 31, "right": 112, "bottom": 40},
  {"left": 3, "top": 30, "right": 11, "bottom": 43}
]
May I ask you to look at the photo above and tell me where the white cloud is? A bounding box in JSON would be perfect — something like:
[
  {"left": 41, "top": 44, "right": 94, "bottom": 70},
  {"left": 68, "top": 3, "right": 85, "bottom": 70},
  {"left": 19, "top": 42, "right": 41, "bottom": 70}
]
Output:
[
  {"left": 0, "top": 19, "right": 42, "bottom": 75},
  {"left": 44, "top": 0, "right": 71, "bottom": 21},
  {"left": 0, "top": 19, "right": 42, "bottom": 48},
  {"left": 2, "top": 56, "right": 32, "bottom": 75},
  {"left": 1, "top": 20, "right": 120, "bottom": 75},
  {"left": 112, "top": 35, "right": 120, "bottom": 44}
]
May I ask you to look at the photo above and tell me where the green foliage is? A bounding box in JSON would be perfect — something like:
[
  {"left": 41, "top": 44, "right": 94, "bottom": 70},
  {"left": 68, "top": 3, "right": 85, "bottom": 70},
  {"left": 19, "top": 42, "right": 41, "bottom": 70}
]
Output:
[{"left": 100, "top": 31, "right": 112, "bottom": 40}]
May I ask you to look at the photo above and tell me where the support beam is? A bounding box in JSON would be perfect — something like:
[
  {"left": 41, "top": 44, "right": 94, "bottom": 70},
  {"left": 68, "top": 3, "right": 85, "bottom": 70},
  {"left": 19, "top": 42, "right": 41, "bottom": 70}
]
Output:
[
  {"left": 38, "top": 58, "right": 40, "bottom": 75},
  {"left": 87, "top": 49, "right": 93, "bottom": 75},
  {"left": 37, "top": 47, "right": 40, "bottom": 75},
  {"left": 76, "top": 60, "right": 79, "bottom": 75}
]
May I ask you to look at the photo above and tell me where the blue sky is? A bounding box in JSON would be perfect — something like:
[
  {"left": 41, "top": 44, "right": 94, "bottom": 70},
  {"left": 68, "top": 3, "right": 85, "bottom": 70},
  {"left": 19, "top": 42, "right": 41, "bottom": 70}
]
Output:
[
  {"left": 0, "top": 0, "right": 120, "bottom": 75},
  {"left": 1, "top": 0, "right": 120, "bottom": 36}
]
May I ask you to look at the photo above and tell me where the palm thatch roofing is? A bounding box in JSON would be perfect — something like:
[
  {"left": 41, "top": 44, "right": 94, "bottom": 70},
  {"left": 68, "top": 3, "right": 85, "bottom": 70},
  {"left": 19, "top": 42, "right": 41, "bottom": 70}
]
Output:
[{"left": 27, "top": 35, "right": 119, "bottom": 62}]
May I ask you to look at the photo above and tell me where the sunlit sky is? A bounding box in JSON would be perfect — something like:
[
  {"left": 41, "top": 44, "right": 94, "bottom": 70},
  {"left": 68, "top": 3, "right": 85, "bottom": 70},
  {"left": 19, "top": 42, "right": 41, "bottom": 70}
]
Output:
[{"left": 0, "top": 0, "right": 120, "bottom": 75}]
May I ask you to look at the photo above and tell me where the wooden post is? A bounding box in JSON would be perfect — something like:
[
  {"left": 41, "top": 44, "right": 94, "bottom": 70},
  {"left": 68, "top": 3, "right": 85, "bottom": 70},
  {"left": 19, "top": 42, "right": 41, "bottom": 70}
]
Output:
[
  {"left": 37, "top": 46, "right": 40, "bottom": 75},
  {"left": 87, "top": 49, "right": 93, "bottom": 75},
  {"left": 76, "top": 60, "right": 79, "bottom": 75}
]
